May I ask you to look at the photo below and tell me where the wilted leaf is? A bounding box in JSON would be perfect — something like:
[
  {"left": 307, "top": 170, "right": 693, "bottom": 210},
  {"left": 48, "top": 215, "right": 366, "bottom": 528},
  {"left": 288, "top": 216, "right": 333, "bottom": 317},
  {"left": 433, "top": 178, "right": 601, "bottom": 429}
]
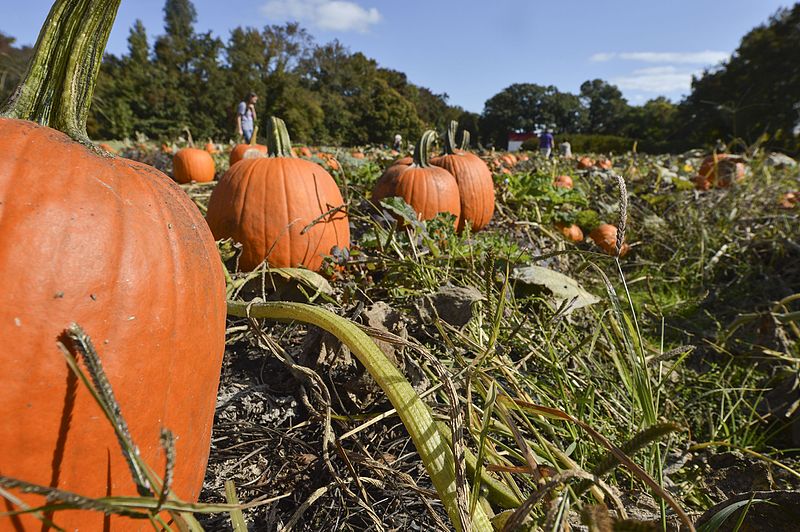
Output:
[{"left": 511, "top": 265, "right": 599, "bottom": 312}]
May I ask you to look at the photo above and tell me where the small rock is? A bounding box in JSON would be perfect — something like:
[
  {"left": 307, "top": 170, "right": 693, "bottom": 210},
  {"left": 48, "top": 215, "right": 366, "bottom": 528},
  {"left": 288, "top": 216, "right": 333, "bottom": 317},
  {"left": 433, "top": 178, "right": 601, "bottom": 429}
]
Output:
[
  {"left": 765, "top": 152, "right": 797, "bottom": 168},
  {"left": 419, "top": 285, "right": 485, "bottom": 327}
]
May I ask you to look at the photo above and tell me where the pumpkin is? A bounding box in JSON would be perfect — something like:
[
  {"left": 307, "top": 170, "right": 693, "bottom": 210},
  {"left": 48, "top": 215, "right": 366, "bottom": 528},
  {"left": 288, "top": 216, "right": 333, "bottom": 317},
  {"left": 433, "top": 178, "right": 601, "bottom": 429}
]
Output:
[
  {"left": 589, "top": 223, "right": 629, "bottom": 256},
  {"left": 553, "top": 174, "right": 574, "bottom": 189},
  {"left": 371, "top": 130, "right": 461, "bottom": 227},
  {"left": 697, "top": 153, "right": 745, "bottom": 188},
  {"left": 577, "top": 156, "right": 594, "bottom": 169},
  {"left": 555, "top": 223, "right": 583, "bottom": 242},
  {"left": 779, "top": 191, "right": 798, "bottom": 209},
  {"left": 352, "top": 151, "right": 366, "bottom": 159},
  {"left": 299, "top": 146, "right": 313, "bottom": 158},
  {"left": 173, "top": 147, "right": 216, "bottom": 183},
  {"left": 430, "top": 121, "right": 495, "bottom": 232},
  {"left": 206, "top": 117, "right": 350, "bottom": 272},
  {"left": 229, "top": 126, "right": 268, "bottom": 166},
  {"left": 0, "top": 1, "right": 226, "bottom": 529},
  {"left": 596, "top": 158, "right": 613, "bottom": 170},
  {"left": 372, "top": 156, "right": 413, "bottom": 204},
  {"left": 205, "top": 140, "right": 218, "bottom": 153}
]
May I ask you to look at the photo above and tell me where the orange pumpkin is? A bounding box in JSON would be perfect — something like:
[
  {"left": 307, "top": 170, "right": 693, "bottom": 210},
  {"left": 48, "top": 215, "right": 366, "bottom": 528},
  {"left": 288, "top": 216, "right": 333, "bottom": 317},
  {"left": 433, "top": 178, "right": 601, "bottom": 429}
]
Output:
[
  {"left": 430, "top": 121, "right": 495, "bottom": 232},
  {"left": 589, "top": 223, "right": 629, "bottom": 256},
  {"left": 206, "top": 117, "right": 350, "bottom": 271},
  {"left": 0, "top": 2, "right": 226, "bottom": 529},
  {"left": 371, "top": 130, "right": 461, "bottom": 226},
  {"left": 577, "top": 156, "right": 594, "bottom": 169},
  {"left": 299, "top": 146, "right": 313, "bottom": 158},
  {"left": 596, "top": 158, "right": 613, "bottom": 170},
  {"left": 697, "top": 153, "right": 745, "bottom": 188},
  {"left": 352, "top": 151, "right": 366, "bottom": 159},
  {"left": 98, "top": 142, "right": 116, "bottom": 154},
  {"left": 173, "top": 147, "right": 216, "bottom": 183},
  {"left": 553, "top": 174, "right": 574, "bottom": 189},
  {"left": 555, "top": 223, "right": 584, "bottom": 242},
  {"left": 779, "top": 191, "right": 798, "bottom": 209},
  {"left": 372, "top": 156, "right": 413, "bottom": 204},
  {"left": 204, "top": 140, "right": 218, "bottom": 153},
  {"left": 230, "top": 126, "right": 268, "bottom": 166}
]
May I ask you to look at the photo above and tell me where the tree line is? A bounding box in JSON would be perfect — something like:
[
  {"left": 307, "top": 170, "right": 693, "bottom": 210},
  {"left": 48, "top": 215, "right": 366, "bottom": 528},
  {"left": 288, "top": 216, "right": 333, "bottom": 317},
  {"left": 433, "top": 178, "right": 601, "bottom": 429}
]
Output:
[{"left": 2, "top": 1, "right": 798, "bottom": 153}]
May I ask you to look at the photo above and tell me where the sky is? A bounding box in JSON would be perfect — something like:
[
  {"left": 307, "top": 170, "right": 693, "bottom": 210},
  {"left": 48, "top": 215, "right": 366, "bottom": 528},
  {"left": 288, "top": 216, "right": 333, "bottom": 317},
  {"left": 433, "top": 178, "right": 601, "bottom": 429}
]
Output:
[{"left": 2, "top": 0, "right": 793, "bottom": 113}]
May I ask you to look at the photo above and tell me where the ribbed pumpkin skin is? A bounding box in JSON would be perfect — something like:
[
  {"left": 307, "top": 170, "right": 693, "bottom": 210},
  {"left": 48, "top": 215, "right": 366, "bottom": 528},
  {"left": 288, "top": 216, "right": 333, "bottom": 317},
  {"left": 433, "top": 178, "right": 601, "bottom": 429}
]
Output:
[
  {"left": 173, "top": 147, "right": 215, "bottom": 183},
  {"left": 373, "top": 165, "right": 461, "bottom": 226},
  {"left": 206, "top": 157, "right": 350, "bottom": 271},
  {"left": 371, "top": 156, "right": 412, "bottom": 203},
  {"left": 229, "top": 143, "right": 268, "bottom": 166},
  {"left": 430, "top": 152, "right": 494, "bottom": 232},
  {"left": 0, "top": 119, "right": 226, "bottom": 530}
]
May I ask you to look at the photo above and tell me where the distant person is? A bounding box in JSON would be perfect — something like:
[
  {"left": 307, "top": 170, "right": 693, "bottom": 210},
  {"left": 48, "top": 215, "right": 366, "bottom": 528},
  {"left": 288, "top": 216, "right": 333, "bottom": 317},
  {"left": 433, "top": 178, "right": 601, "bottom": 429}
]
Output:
[
  {"left": 539, "top": 129, "right": 555, "bottom": 158},
  {"left": 559, "top": 140, "right": 572, "bottom": 158},
  {"left": 393, "top": 133, "right": 402, "bottom": 151},
  {"left": 236, "top": 92, "right": 258, "bottom": 143}
]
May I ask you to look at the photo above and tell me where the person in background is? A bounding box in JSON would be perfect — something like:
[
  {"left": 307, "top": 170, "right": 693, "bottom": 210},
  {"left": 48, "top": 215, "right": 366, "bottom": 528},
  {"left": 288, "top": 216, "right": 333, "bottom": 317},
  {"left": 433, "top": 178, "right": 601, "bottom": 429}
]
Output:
[
  {"left": 236, "top": 92, "right": 258, "bottom": 143},
  {"left": 393, "top": 133, "right": 402, "bottom": 151},
  {"left": 539, "top": 129, "right": 555, "bottom": 158},
  {"left": 560, "top": 139, "right": 572, "bottom": 158}
]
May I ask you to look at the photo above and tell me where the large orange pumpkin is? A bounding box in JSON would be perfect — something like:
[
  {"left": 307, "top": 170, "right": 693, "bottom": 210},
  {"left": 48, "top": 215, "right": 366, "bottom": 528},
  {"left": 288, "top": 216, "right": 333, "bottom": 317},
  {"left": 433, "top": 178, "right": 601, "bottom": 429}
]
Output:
[
  {"left": 430, "top": 121, "right": 494, "bottom": 232},
  {"left": 577, "top": 156, "right": 594, "bottom": 169},
  {"left": 173, "top": 147, "right": 216, "bottom": 183},
  {"left": 696, "top": 153, "right": 745, "bottom": 188},
  {"left": 206, "top": 117, "right": 350, "bottom": 271},
  {"left": 371, "top": 130, "right": 461, "bottom": 227},
  {"left": 0, "top": 2, "right": 226, "bottom": 529}
]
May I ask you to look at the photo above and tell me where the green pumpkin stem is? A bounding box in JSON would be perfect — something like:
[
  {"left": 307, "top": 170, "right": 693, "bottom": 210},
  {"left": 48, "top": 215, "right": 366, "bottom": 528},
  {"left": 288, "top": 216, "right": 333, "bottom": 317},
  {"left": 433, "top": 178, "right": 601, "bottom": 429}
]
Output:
[
  {"left": 266, "top": 117, "right": 295, "bottom": 158},
  {"left": 443, "top": 121, "right": 459, "bottom": 155},
  {"left": 0, "top": 0, "right": 122, "bottom": 145},
  {"left": 413, "top": 130, "right": 437, "bottom": 167},
  {"left": 459, "top": 130, "right": 470, "bottom": 151}
]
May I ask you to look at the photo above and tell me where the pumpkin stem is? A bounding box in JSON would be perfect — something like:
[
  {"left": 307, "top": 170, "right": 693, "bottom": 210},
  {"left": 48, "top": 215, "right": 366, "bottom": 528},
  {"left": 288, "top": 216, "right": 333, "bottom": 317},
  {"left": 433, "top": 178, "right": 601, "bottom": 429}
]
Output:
[
  {"left": 459, "top": 130, "right": 470, "bottom": 151},
  {"left": 266, "top": 116, "right": 295, "bottom": 158},
  {"left": 442, "top": 120, "right": 459, "bottom": 155},
  {"left": 413, "top": 130, "right": 437, "bottom": 167},
  {"left": 184, "top": 127, "right": 194, "bottom": 148},
  {"left": 0, "top": 0, "right": 122, "bottom": 145},
  {"left": 249, "top": 125, "right": 259, "bottom": 146}
]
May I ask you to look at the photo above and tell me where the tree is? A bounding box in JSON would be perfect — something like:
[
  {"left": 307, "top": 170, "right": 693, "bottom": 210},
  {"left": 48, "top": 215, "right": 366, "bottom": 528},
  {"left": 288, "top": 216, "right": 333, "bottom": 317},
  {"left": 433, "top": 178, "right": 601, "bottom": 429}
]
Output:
[
  {"left": 580, "top": 79, "right": 629, "bottom": 134},
  {"left": 679, "top": 5, "right": 800, "bottom": 152},
  {"left": 0, "top": 33, "right": 33, "bottom": 105}
]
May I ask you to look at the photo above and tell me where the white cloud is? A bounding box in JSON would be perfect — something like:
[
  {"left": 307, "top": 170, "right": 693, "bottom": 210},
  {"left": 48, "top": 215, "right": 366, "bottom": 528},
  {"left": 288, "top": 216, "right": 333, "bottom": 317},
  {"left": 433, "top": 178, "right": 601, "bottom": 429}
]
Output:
[
  {"left": 261, "top": 0, "right": 381, "bottom": 33},
  {"left": 591, "top": 50, "right": 729, "bottom": 65},
  {"left": 612, "top": 66, "right": 698, "bottom": 94}
]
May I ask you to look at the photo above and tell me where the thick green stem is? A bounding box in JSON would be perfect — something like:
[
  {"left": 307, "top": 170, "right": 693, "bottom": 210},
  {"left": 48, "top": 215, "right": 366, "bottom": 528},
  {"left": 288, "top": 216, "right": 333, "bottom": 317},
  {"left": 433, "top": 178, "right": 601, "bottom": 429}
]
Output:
[
  {"left": 266, "top": 116, "right": 295, "bottom": 157},
  {"left": 443, "top": 120, "right": 458, "bottom": 155},
  {"left": 0, "top": 0, "right": 122, "bottom": 144},
  {"left": 227, "top": 300, "right": 493, "bottom": 532},
  {"left": 413, "top": 130, "right": 437, "bottom": 167}
]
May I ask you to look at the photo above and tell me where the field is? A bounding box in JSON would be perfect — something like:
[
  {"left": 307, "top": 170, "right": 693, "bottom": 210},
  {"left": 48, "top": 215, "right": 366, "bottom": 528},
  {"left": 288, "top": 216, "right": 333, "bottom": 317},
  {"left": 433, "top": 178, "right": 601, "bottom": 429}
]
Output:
[{"left": 103, "top": 139, "right": 799, "bottom": 530}]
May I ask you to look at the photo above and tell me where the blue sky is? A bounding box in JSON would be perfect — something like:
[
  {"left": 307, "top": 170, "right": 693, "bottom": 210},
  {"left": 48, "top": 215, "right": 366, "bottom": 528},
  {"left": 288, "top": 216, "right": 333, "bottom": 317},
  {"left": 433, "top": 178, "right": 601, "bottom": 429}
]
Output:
[{"left": 4, "top": 0, "right": 793, "bottom": 112}]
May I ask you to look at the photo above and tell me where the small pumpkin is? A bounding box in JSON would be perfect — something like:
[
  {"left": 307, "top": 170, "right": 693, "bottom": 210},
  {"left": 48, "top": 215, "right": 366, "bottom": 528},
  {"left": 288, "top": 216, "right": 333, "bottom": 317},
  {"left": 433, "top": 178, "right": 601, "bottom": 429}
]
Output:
[
  {"left": 229, "top": 125, "right": 268, "bottom": 166},
  {"left": 696, "top": 153, "right": 745, "bottom": 188},
  {"left": 553, "top": 174, "right": 574, "bottom": 189},
  {"left": 207, "top": 117, "right": 350, "bottom": 271},
  {"left": 173, "top": 147, "right": 216, "bottom": 183},
  {"left": 430, "top": 121, "right": 495, "bottom": 232},
  {"left": 577, "top": 156, "right": 594, "bottom": 169},
  {"left": 0, "top": 1, "right": 226, "bottom": 529},
  {"left": 590, "top": 223, "right": 629, "bottom": 256},
  {"left": 371, "top": 130, "right": 461, "bottom": 227},
  {"left": 204, "top": 140, "right": 218, "bottom": 153},
  {"left": 596, "top": 158, "right": 613, "bottom": 170},
  {"left": 555, "top": 222, "right": 583, "bottom": 242}
]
